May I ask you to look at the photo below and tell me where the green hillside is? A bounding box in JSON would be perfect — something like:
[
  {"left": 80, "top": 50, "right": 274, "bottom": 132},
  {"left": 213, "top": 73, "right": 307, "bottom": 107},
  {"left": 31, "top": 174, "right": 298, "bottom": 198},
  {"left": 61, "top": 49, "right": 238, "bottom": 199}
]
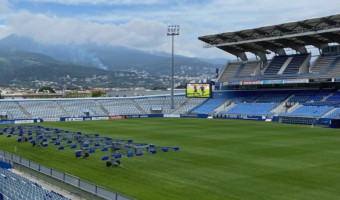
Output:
[{"left": 0, "top": 50, "right": 165, "bottom": 88}]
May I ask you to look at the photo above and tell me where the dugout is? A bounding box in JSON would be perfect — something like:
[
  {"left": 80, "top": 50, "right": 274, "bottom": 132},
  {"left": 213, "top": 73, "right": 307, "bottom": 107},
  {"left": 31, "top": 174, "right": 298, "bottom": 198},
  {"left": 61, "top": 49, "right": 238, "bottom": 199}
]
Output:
[
  {"left": 0, "top": 113, "right": 7, "bottom": 120},
  {"left": 150, "top": 107, "right": 162, "bottom": 114},
  {"left": 329, "top": 119, "right": 340, "bottom": 128}
]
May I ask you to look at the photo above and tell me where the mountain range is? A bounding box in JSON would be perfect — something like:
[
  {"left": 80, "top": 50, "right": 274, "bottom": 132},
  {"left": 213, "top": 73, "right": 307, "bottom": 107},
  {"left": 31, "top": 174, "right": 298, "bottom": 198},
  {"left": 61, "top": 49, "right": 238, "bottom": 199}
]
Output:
[
  {"left": 0, "top": 35, "right": 225, "bottom": 76},
  {"left": 0, "top": 50, "right": 152, "bottom": 89},
  {"left": 0, "top": 34, "right": 226, "bottom": 88}
]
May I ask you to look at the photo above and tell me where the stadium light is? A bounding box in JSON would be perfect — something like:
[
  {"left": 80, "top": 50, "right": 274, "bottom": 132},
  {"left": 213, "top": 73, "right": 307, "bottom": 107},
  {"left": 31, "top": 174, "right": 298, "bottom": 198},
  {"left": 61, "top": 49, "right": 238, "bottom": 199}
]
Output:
[{"left": 167, "top": 25, "right": 180, "bottom": 109}]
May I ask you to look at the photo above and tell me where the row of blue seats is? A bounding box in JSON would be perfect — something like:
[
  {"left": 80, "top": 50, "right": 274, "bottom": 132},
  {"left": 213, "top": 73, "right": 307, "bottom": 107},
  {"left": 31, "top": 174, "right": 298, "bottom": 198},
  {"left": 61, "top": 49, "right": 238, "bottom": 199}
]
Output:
[
  {"left": 326, "top": 96, "right": 340, "bottom": 101},
  {"left": 264, "top": 54, "right": 309, "bottom": 75},
  {"left": 191, "top": 98, "right": 225, "bottom": 114},
  {"left": 255, "top": 93, "right": 290, "bottom": 103},
  {"left": 282, "top": 54, "right": 309, "bottom": 74},
  {"left": 0, "top": 167, "right": 69, "bottom": 200},
  {"left": 324, "top": 107, "right": 340, "bottom": 119},
  {"left": 281, "top": 105, "right": 333, "bottom": 117},
  {"left": 220, "top": 103, "right": 277, "bottom": 115},
  {"left": 217, "top": 53, "right": 340, "bottom": 81},
  {"left": 264, "top": 56, "right": 288, "bottom": 75},
  {"left": 304, "top": 101, "right": 340, "bottom": 107},
  {"left": 192, "top": 89, "right": 334, "bottom": 114}
]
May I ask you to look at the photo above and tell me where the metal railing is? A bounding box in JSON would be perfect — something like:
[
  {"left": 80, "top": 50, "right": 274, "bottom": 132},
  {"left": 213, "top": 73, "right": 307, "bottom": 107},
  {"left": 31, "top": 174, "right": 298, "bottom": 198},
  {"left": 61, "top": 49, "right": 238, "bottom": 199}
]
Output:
[{"left": 0, "top": 150, "right": 132, "bottom": 200}]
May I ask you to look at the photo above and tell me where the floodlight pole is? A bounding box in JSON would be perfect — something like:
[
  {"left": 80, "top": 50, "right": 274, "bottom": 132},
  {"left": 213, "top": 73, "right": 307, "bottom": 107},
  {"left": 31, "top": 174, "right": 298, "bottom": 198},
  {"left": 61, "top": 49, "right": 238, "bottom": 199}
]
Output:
[
  {"left": 167, "top": 25, "right": 179, "bottom": 109},
  {"left": 171, "top": 34, "right": 175, "bottom": 109}
]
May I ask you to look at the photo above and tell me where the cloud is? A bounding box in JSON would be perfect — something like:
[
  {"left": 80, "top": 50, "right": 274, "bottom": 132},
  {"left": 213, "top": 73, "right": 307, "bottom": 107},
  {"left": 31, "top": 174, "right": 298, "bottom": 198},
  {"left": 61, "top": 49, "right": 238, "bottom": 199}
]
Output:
[
  {"left": 0, "top": 25, "right": 12, "bottom": 39},
  {"left": 76, "top": 0, "right": 340, "bottom": 38},
  {"left": 2, "top": 0, "right": 340, "bottom": 59},
  {"left": 4, "top": 11, "right": 227, "bottom": 59},
  {"left": 6, "top": 12, "right": 167, "bottom": 49},
  {"left": 0, "top": 0, "right": 11, "bottom": 17},
  {"left": 0, "top": 0, "right": 13, "bottom": 39}
]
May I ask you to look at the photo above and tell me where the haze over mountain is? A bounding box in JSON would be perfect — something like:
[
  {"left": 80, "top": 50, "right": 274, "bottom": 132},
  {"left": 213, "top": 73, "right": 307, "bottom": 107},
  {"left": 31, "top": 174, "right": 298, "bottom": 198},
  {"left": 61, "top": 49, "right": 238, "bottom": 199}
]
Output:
[{"left": 0, "top": 35, "right": 223, "bottom": 77}]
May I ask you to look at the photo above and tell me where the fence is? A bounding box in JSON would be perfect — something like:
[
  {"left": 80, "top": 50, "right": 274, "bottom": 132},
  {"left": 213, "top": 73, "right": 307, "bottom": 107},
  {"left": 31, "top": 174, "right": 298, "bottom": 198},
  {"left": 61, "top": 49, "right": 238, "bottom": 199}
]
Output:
[{"left": 0, "top": 150, "right": 132, "bottom": 200}]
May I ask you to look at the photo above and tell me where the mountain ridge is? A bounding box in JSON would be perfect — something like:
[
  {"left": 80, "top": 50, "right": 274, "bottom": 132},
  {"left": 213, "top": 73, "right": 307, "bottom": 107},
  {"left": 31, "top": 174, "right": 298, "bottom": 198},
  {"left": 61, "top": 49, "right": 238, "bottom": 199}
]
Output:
[
  {"left": 0, "top": 34, "right": 223, "bottom": 76},
  {"left": 0, "top": 50, "right": 169, "bottom": 89}
]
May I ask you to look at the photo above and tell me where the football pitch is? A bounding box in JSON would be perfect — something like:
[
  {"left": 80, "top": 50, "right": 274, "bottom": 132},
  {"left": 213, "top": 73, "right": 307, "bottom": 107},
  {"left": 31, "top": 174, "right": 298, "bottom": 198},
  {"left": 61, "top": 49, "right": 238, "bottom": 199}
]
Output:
[{"left": 1, "top": 118, "right": 340, "bottom": 200}]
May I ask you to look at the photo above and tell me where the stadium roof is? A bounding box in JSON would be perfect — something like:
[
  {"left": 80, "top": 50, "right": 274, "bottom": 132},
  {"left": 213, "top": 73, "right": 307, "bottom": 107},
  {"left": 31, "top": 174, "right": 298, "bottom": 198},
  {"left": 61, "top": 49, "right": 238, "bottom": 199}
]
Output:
[{"left": 198, "top": 14, "right": 340, "bottom": 61}]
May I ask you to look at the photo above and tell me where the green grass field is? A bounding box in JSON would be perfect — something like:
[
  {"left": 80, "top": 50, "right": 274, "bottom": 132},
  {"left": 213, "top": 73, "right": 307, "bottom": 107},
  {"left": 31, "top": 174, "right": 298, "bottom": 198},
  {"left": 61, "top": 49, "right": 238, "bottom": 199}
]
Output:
[{"left": 1, "top": 118, "right": 340, "bottom": 200}]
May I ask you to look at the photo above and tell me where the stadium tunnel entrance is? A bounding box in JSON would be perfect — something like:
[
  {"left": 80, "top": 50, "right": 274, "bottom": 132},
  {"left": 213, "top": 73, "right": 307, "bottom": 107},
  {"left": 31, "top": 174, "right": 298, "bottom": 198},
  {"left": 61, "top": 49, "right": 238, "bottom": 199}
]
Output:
[{"left": 329, "top": 119, "right": 340, "bottom": 128}]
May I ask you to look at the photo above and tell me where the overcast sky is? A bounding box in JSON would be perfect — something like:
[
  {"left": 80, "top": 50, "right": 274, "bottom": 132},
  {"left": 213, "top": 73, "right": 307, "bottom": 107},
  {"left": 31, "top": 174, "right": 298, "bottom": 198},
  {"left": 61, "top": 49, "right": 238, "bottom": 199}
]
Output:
[{"left": 0, "top": 0, "right": 339, "bottom": 59}]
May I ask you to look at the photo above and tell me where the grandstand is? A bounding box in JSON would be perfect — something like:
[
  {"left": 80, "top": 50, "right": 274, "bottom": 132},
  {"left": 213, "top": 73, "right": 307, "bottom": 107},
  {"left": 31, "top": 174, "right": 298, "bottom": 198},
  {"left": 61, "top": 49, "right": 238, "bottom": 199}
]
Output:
[
  {"left": 0, "top": 94, "right": 205, "bottom": 120},
  {"left": 1, "top": 87, "right": 340, "bottom": 124},
  {"left": 193, "top": 14, "right": 340, "bottom": 124}
]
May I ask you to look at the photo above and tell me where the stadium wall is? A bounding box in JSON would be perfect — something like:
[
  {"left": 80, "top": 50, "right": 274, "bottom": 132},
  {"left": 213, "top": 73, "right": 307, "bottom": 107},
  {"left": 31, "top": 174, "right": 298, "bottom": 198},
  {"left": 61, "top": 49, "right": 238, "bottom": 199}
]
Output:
[
  {"left": 0, "top": 111, "right": 334, "bottom": 125},
  {"left": 0, "top": 114, "right": 168, "bottom": 124},
  {"left": 213, "top": 114, "right": 266, "bottom": 121}
]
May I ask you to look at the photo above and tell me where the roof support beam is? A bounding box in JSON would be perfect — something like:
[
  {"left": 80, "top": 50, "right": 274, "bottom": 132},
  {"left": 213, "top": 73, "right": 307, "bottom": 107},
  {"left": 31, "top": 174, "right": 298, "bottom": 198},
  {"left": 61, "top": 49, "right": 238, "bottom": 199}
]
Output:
[
  {"left": 319, "top": 32, "right": 340, "bottom": 44},
  {"left": 218, "top": 46, "right": 248, "bottom": 61},
  {"left": 216, "top": 34, "right": 230, "bottom": 41},
  {"left": 297, "top": 36, "right": 328, "bottom": 49},
  {"left": 255, "top": 41, "right": 286, "bottom": 55},
  {"left": 254, "top": 28, "right": 269, "bottom": 36},
  {"left": 274, "top": 25, "right": 290, "bottom": 33},
  {"left": 297, "top": 21, "right": 314, "bottom": 29},
  {"left": 234, "top": 32, "right": 248, "bottom": 39},
  {"left": 275, "top": 38, "right": 307, "bottom": 53},
  {"left": 237, "top": 44, "right": 267, "bottom": 61},
  {"left": 321, "top": 17, "right": 337, "bottom": 26}
]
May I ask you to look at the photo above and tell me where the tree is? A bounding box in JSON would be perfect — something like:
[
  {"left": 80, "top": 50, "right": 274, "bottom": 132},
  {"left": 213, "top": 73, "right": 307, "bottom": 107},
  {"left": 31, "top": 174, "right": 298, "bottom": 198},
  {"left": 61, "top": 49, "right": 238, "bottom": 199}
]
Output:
[
  {"left": 39, "top": 86, "right": 55, "bottom": 93},
  {"left": 151, "top": 86, "right": 167, "bottom": 90},
  {"left": 92, "top": 91, "right": 104, "bottom": 97}
]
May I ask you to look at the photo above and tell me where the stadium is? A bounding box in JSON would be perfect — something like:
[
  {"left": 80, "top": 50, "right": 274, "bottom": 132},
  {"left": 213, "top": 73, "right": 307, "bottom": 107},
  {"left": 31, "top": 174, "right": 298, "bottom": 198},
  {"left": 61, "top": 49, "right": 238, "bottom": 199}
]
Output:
[{"left": 1, "top": 14, "right": 340, "bottom": 200}]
